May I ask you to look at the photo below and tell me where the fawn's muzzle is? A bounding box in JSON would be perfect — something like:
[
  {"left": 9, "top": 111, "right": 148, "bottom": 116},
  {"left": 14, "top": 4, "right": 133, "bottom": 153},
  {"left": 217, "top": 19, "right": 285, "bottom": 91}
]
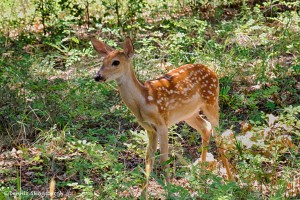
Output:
[{"left": 94, "top": 73, "right": 105, "bottom": 82}]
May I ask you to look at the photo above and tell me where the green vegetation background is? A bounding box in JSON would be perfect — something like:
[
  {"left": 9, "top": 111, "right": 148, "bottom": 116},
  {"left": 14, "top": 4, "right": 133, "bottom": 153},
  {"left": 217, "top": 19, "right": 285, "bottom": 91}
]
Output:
[{"left": 0, "top": 0, "right": 299, "bottom": 199}]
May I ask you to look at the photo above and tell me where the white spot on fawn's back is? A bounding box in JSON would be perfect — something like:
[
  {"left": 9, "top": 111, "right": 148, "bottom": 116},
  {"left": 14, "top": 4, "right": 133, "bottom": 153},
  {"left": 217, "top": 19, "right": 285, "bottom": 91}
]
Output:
[{"left": 148, "top": 96, "right": 153, "bottom": 101}]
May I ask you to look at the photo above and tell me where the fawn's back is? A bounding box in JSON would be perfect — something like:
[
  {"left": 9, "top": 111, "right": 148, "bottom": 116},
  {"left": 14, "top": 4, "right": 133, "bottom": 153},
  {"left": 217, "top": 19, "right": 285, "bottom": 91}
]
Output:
[{"left": 144, "top": 63, "right": 219, "bottom": 126}]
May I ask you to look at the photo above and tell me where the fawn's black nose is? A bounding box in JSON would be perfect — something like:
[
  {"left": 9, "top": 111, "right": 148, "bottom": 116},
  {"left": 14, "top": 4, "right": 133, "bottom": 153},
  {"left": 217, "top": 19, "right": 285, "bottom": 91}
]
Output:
[{"left": 94, "top": 74, "right": 105, "bottom": 82}]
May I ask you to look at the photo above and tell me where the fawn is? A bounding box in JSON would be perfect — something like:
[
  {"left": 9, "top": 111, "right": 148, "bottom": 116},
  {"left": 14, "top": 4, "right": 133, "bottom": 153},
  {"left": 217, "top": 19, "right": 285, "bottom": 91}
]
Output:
[{"left": 91, "top": 37, "right": 233, "bottom": 195}]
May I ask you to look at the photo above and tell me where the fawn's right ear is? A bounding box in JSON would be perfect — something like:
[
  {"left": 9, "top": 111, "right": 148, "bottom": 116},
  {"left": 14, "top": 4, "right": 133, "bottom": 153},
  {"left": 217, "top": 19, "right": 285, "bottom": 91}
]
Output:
[
  {"left": 124, "top": 37, "right": 134, "bottom": 59},
  {"left": 91, "top": 38, "right": 114, "bottom": 57}
]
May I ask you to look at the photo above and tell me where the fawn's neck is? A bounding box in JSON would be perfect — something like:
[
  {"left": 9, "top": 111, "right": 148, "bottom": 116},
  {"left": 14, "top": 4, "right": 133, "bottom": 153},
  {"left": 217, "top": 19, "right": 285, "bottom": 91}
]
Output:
[{"left": 116, "top": 66, "right": 146, "bottom": 118}]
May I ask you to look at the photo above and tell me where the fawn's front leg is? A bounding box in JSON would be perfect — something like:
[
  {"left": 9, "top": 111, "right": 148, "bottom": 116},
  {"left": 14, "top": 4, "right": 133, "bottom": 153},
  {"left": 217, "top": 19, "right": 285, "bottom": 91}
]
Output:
[
  {"left": 145, "top": 131, "right": 158, "bottom": 182},
  {"left": 157, "top": 125, "right": 170, "bottom": 183},
  {"left": 142, "top": 130, "right": 158, "bottom": 199}
]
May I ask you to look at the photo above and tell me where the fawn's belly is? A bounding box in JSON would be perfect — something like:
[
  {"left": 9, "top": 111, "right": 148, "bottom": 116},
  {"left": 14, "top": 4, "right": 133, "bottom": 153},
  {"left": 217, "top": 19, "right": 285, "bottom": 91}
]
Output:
[{"left": 167, "top": 93, "right": 202, "bottom": 126}]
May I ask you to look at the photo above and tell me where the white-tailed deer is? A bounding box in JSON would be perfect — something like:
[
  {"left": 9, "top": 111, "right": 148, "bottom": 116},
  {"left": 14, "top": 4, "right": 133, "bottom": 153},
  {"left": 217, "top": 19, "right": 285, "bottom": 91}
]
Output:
[{"left": 91, "top": 37, "right": 233, "bottom": 195}]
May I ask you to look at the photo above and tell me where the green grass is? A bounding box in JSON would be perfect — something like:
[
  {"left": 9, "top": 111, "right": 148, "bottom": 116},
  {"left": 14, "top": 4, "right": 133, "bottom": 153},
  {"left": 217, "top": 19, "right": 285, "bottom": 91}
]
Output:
[{"left": 0, "top": 0, "right": 299, "bottom": 199}]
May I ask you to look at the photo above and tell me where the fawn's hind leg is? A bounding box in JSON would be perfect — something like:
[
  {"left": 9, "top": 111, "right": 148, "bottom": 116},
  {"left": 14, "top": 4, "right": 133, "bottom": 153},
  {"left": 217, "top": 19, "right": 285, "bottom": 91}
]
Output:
[
  {"left": 202, "top": 104, "right": 234, "bottom": 180},
  {"left": 185, "top": 114, "right": 212, "bottom": 162}
]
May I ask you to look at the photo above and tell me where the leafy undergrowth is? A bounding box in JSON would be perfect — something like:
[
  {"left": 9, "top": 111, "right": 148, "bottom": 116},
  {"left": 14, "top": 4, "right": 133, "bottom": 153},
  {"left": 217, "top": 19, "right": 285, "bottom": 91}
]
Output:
[
  {"left": 0, "top": 106, "right": 299, "bottom": 199},
  {"left": 1, "top": 0, "right": 300, "bottom": 199}
]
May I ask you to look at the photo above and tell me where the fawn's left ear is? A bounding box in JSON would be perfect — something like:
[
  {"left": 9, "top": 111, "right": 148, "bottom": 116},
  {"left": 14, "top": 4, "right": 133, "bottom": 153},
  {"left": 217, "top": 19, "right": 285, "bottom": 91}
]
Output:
[
  {"left": 91, "top": 38, "right": 114, "bottom": 57},
  {"left": 124, "top": 38, "right": 134, "bottom": 59}
]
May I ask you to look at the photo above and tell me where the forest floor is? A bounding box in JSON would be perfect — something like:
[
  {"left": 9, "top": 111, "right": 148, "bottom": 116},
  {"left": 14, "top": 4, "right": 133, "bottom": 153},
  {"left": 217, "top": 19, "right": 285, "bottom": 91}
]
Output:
[{"left": 1, "top": 1, "right": 300, "bottom": 199}]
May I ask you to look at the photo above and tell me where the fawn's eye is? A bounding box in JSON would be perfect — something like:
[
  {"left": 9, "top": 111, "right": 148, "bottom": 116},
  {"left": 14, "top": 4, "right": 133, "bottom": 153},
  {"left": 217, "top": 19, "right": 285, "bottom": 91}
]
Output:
[{"left": 112, "top": 60, "right": 120, "bottom": 66}]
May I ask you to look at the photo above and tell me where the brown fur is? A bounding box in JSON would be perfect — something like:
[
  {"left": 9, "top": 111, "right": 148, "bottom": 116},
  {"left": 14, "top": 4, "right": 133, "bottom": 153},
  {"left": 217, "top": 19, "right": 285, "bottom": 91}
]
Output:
[{"left": 91, "top": 38, "right": 234, "bottom": 198}]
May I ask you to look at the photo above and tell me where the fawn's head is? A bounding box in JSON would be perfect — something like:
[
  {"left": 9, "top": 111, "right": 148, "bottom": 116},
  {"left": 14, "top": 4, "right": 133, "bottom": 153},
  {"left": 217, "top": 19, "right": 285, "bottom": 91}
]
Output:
[{"left": 91, "top": 38, "right": 134, "bottom": 83}]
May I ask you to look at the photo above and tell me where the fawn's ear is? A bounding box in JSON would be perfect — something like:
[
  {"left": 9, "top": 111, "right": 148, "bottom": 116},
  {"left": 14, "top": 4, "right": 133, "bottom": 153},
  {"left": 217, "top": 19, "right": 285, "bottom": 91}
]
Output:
[
  {"left": 91, "top": 38, "right": 114, "bottom": 57},
  {"left": 124, "top": 38, "right": 134, "bottom": 59}
]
